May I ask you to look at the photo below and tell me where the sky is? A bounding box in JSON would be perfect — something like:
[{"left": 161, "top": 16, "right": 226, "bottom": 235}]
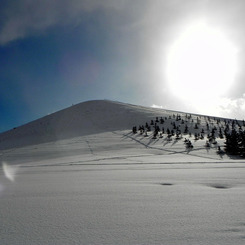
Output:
[{"left": 1, "top": 0, "right": 245, "bottom": 132}]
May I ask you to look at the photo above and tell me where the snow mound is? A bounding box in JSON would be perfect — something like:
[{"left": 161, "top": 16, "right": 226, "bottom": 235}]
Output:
[{"left": 0, "top": 100, "right": 174, "bottom": 150}]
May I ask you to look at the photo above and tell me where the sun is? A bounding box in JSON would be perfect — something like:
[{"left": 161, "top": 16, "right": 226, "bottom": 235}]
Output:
[{"left": 166, "top": 21, "right": 238, "bottom": 110}]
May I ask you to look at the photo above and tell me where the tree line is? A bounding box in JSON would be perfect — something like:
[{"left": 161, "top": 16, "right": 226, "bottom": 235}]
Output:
[{"left": 132, "top": 113, "right": 245, "bottom": 157}]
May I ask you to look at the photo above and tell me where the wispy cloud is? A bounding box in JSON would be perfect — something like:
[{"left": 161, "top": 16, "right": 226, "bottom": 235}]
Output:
[
  {"left": 218, "top": 95, "right": 245, "bottom": 119},
  {"left": 184, "top": 95, "right": 245, "bottom": 120},
  {"left": 0, "top": 0, "right": 129, "bottom": 45},
  {"left": 0, "top": 0, "right": 210, "bottom": 45}
]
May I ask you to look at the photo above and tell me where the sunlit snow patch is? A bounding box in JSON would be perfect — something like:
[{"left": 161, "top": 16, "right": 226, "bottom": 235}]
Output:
[{"left": 2, "top": 162, "right": 19, "bottom": 182}]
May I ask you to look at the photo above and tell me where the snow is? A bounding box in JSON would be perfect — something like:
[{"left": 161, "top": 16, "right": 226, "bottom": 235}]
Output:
[
  {"left": 0, "top": 100, "right": 245, "bottom": 244},
  {"left": 0, "top": 100, "right": 172, "bottom": 150}
]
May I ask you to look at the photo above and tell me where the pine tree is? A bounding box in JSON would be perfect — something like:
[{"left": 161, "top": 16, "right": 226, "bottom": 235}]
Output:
[
  {"left": 224, "top": 129, "right": 239, "bottom": 155},
  {"left": 238, "top": 130, "right": 245, "bottom": 157}
]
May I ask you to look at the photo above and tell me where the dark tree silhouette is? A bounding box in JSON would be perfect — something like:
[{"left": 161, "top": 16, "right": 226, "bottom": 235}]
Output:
[{"left": 224, "top": 129, "right": 240, "bottom": 155}]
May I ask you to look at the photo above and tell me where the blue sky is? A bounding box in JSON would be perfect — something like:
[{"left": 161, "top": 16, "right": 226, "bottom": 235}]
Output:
[{"left": 1, "top": 0, "right": 245, "bottom": 132}]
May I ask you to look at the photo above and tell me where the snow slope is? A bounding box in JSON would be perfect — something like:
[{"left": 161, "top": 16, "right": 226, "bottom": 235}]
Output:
[
  {"left": 0, "top": 100, "right": 175, "bottom": 150},
  {"left": 0, "top": 99, "right": 238, "bottom": 148}
]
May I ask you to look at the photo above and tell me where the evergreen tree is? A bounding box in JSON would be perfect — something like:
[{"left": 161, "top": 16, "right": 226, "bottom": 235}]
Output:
[
  {"left": 238, "top": 130, "right": 245, "bottom": 157},
  {"left": 224, "top": 129, "right": 239, "bottom": 155},
  {"left": 132, "top": 126, "right": 137, "bottom": 134}
]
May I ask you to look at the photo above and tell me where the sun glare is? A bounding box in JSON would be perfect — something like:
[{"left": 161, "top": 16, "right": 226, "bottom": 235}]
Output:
[{"left": 166, "top": 21, "right": 238, "bottom": 109}]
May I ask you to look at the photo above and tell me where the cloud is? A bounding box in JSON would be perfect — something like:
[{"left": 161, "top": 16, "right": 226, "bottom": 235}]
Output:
[
  {"left": 0, "top": 0, "right": 220, "bottom": 45},
  {"left": 188, "top": 94, "right": 245, "bottom": 120},
  {"left": 0, "top": 0, "right": 214, "bottom": 45},
  {"left": 0, "top": 0, "right": 129, "bottom": 45},
  {"left": 151, "top": 104, "right": 163, "bottom": 109},
  {"left": 218, "top": 95, "right": 245, "bottom": 120}
]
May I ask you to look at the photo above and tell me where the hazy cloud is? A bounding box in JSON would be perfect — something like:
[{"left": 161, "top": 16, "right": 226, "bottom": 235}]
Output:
[
  {"left": 0, "top": 0, "right": 215, "bottom": 45},
  {"left": 218, "top": 95, "right": 245, "bottom": 120},
  {"left": 0, "top": 0, "right": 129, "bottom": 45}
]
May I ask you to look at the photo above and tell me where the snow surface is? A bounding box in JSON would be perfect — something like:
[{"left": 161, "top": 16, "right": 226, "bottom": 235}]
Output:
[
  {"left": 0, "top": 100, "right": 245, "bottom": 244},
  {"left": 0, "top": 100, "right": 175, "bottom": 150}
]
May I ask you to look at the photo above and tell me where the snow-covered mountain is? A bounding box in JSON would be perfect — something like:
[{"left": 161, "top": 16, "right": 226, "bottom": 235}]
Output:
[
  {"left": 0, "top": 99, "right": 243, "bottom": 161},
  {"left": 0, "top": 100, "right": 243, "bottom": 149},
  {"left": 0, "top": 100, "right": 184, "bottom": 150}
]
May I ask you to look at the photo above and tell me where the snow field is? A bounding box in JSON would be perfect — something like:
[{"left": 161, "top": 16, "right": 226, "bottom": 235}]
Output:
[{"left": 1, "top": 100, "right": 245, "bottom": 244}]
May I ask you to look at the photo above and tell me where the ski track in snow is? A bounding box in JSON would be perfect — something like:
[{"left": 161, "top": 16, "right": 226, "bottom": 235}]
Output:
[
  {"left": 85, "top": 138, "right": 94, "bottom": 155},
  {"left": 114, "top": 131, "right": 222, "bottom": 161}
]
